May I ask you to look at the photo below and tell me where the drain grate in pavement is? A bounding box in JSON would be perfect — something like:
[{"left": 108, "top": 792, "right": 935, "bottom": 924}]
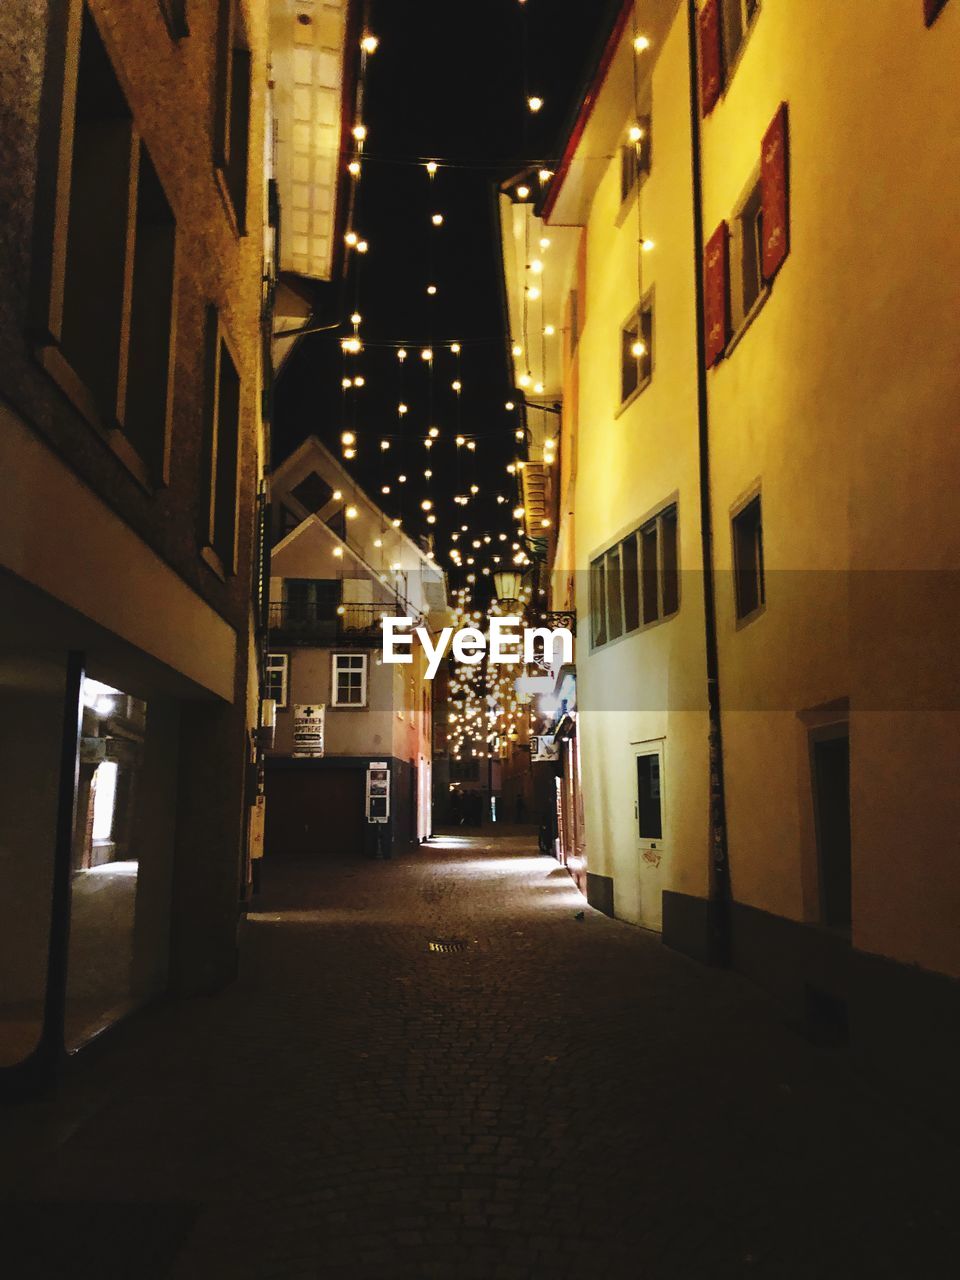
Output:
[{"left": 427, "top": 939, "right": 468, "bottom": 953}]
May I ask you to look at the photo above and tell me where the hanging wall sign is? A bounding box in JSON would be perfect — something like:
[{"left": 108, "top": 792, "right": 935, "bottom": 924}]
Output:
[{"left": 292, "top": 704, "right": 325, "bottom": 757}]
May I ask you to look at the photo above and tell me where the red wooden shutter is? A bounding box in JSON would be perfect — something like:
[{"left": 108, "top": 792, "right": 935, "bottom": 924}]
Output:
[
  {"left": 760, "top": 103, "right": 790, "bottom": 281},
  {"left": 924, "top": 0, "right": 949, "bottom": 26},
  {"left": 699, "top": 0, "right": 723, "bottom": 116},
  {"left": 704, "top": 221, "right": 729, "bottom": 367}
]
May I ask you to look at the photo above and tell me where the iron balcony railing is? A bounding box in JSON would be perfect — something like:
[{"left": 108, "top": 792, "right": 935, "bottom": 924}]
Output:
[{"left": 268, "top": 601, "right": 390, "bottom": 645}]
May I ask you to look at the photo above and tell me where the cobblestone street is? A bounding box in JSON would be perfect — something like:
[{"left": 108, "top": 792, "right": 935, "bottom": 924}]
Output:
[{"left": 1, "top": 832, "right": 957, "bottom": 1278}]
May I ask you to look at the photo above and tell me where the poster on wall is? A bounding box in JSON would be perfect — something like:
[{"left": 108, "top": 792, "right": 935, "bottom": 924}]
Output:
[
  {"left": 292, "top": 704, "right": 325, "bottom": 757},
  {"left": 531, "top": 734, "right": 560, "bottom": 763}
]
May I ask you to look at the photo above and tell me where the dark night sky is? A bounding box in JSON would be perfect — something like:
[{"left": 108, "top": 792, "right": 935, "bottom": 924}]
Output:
[{"left": 273, "top": 0, "right": 616, "bottom": 586}]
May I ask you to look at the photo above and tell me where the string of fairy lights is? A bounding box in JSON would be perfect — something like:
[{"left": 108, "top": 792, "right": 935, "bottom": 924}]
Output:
[{"left": 326, "top": 3, "right": 656, "bottom": 767}]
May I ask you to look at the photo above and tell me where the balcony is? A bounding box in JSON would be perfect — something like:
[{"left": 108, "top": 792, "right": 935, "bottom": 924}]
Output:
[{"left": 268, "top": 601, "right": 389, "bottom": 646}]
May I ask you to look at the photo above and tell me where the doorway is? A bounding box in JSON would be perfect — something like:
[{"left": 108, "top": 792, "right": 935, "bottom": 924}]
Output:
[{"left": 811, "top": 729, "right": 851, "bottom": 931}]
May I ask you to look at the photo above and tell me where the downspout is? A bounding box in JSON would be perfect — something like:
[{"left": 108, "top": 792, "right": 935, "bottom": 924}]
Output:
[{"left": 687, "top": 0, "right": 732, "bottom": 965}]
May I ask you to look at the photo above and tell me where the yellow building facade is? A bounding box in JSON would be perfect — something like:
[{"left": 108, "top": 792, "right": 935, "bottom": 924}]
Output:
[{"left": 502, "top": 0, "right": 960, "bottom": 1097}]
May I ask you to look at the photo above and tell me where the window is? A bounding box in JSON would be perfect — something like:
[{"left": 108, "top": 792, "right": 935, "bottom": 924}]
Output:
[
  {"left": 620, "top": 296, "right": 654, "bottom": 405},
  {"left": 290, "top": 471, "right": 333, "bottom": 514},
  {"left": 619, "top": 116, "right": 651, "bottom": 204},
  {"left": 201, "top": 311, "right": 241, "bottom": 573},
  {"left": 591, "top": 503, "right": 679, "bottom": 648},
  {"left": 732, "top": 494, "right": 765, "bottom": 620},
  {"left": 214, "top": 0, "right": 251, "bottom": 230},
  {"left": 43, "top": 7, "right": 177, "bottom": 486},
  {"left": 332, "top": 653, "right": 367, "bottom": 708},
  {"left": 721, "top": 0, "right": 760, "bottom": 71},
  {"left": 284, "top": 579, "right": 340, "bottom": 622},
  {"left": 265, "top": 653, "right": 288, "bottom": 709},
  {"left": 158, "top": 1, "right": 189, "bottom": 38},
  {"left": 730, "top": 173, "right": 765, "bottom": 332},
  {"left": 636, "top": 752, "right": 663, "bottom": 842}
]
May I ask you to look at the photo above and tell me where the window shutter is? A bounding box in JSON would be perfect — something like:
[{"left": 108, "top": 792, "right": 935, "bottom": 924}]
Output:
[
  {"left": 924, "top": 0, "right": 949, "bottom": 26},
  {"left": 704, "top": 221, "right": 729, "bottom": 367},
  {"left": 699, "top": 0, "right": 723, "bottom": 116},
  {"left": 760, "top": 103, "right": 790, "bottom": 281}
]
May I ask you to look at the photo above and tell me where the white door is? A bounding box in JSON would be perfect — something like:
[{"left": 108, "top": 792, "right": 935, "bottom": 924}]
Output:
[{"left": 633, "top": 740, "right": 666, "bottom": 932}]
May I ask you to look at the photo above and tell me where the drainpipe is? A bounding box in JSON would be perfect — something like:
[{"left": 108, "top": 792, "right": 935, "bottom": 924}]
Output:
[{"left": 686, "top": 0, "right": 731, "bottom": 965}]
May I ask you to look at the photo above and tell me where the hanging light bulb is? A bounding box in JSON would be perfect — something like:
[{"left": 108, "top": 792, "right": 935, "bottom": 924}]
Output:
[
  {"left": 398, "top": 473, "right": 407, "bottom": 483},
  {"left": 343, "top": 447, "right": 356, "bottom": 459},
  {"left": 397, "top": 402, "right": 408, "bottom": 415},
  {"left": 534, "top": 381, "right": 545, "bottom": 394},
  {"left": 356, "top": 239, "right": 369, "bottom": 253},
  {"left": 381, "top": 485, "right": 390, "bottom": 494},
  {"left": 515, "top": 428, "right": 524, "bottom": 441},
  {"left": 352, "top": 123, "right": 367, "bottom": 142},
  {"left": 470, "top": 484, "right": 479, "bottom": 495},
  {"left": 333, "top": 546, "right": 344, "bottom": 558},
  {"left": 397, "top": 348, "right": 407, "bottom": 362},
  {"left": 631, "top": 339, "right": 647, "bottom": 358},
  {"left": 360, "top": 33, "right": 379, "bottom": 53},
  {"left": 426, "top": 284, "right": 438, "bottom": 295},
  {"left": 350, "top": 312, "right": 362, "bottom": 325},
  {"left": 527, "top": 96, "right": 543, "bottom": 112},
  {"left": 527, "top": 285, "right": 541, "bottom": 300},
  {"left": 516, "top": 184, "right": 530, "bottom": 200},
  {"left": 428, "top": 426, "right": 440, "bottom": 438},
  {"left": 348, "top": 160, "right": 361, "bottom": 176},
  {"left": 455, "top": 435, "right": 465, "bottom": 446},
  {"left": 538, "top": 168, "right": 553, "bottom": 184},
  {"left": 427, "top": 514, "right": 436, "bottom": 525},
  {"left": 513, "top": 506, "right": 525, "bottom": 519},
  {"left": 380, "top": 439, "right": 390, "bottom": 450},
  {"left": 341, "top": 430, "right": 356, "bottom": 446},
  {"left": 353, "top": 376, "right": 365, "bottom": 387},
  {"left": 333, "top": 489, "right": 343, "bottom": 500},
  {"left": 544, "top": 324, "right": 555, "bottom": 336},
  {"left": 421, "top": 347, "right": 433, "bottom": 361},
  {"left": 345, "top": 230, "right": 358, "bottom": 246},
  {"left": 450, "top": 342, "right": 461, "bottom": 354},
  {"left": 431, "top": 213, "right": 444, "bottom": 226},
  {"left": 518, "top": 373, "right": 531, "bottom": 388},
  {"left": 426, "top": 160, "right": 438, "bottom": 176},
  {"left": 529, "top": 259, "right": 544, "bottom": 274},
  {"left": 424, "top": 438, "right": 433, "bottom": 449},
  {"left": 505, "top": 400, "right": 515, "bottom": 411},
  {"left": 421, "top": 499, "right": 433, "bottom": 511},
  {"left": 452, "top": 380, "right": 462, "bottom": 392},
  {"left": 424, "top": 468, "right": 433, "bottom": 478},
  {"left": 341, "top": 377, "right": 351, "bottom": 389},
  {"left": 641, "top": 238, "right": 655, "bottom": 252},
  {"left": 511, "top": 343, "right": 522, "bottom": 357},
  {"left": 466, "top": 441, "right": 476, "bottom": 451},
  {"left": 634, "top": 34, "right": 651, "bottom": 52},
  {"left": 628, "top": 123, "right": 644, "bottom": 143},
  {"left": 374, "top": 538, "right": 383, "bottom": 548}
]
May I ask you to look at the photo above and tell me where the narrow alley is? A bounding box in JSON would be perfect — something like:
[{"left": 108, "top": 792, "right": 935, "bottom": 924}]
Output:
[{"left": 1, "top": 834, "right": 956, "bottom": 1279}]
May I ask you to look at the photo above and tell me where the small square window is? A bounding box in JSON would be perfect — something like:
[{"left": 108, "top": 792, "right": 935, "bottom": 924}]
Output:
[
  {"left": 732, "top": 494, "right": 765, "bottom": 620},
  {"left": 266, "top": 653, "right": 288, "bottom": 708},
  {"left": 332, "top": 652, "right": 367, "bottom": 707},
  {"left": 620, "top": 300, "right": 653, "bottom": 405}
]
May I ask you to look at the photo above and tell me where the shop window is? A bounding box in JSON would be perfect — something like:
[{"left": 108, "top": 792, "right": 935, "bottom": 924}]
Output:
[
  {"left": 214, "top": 0, "right": 252, "bottom": 231},
  {"left": 732, "top": 493, "right": 765, "bottom": 620},
  {"left": 620, "top": 295, "right": 654, "bottom": 406},
  {"left": 332, "top": 653, "right": 367, "bottom": 707},
  {"left": 45, "top": 7, "right": 177, "bottom": 486},
  {"left": 265, "top": 653, "right": 289, "bottom": 708},
  {"left": 201, "top": 310, "right": 241, "bottom": 574}
]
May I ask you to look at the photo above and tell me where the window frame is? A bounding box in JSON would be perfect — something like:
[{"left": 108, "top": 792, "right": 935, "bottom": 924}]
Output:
[
  {"left": 200, "top": 308, "right": 242, "bottom": 578},
  {"left": 617, "top": 112, "right": 652, "bottom": 211},
  {"left": 633, "top": 740, "right": 666, "bottom": 851},
  {"left": 727, "top": 167, "right": 769, "bottom": 345},
  {"left": 30, "top": 1, "right": 179, "bottom": 491},
  {"left": 213, "top": 0, "right": 252, "bottom": 235},
  {"left": 618, "top": 290, "right": 655, "bottom": 412},
  {"left": 331, "top": 652, "right": 368, "bottom": 709},
  {"left": 731, "top": 489, "right": 766, "bottom": 624},
  {"left": 720, "top": 0, "right": 761, "bottom": 88},
  {"left": 265, "top": 652, "right": 289, "bottom": 709},
  {"left": 590, "top": 500, "right": 679, "bottom": 651}
]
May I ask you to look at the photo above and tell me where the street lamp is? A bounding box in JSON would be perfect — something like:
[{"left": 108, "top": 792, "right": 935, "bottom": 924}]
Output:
[{"left": 493, "top": 569, "right": 525, "bottom": 610}]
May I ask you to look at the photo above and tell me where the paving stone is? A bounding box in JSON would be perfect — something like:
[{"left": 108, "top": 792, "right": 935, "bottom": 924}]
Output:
[{"left": 0, "top": 831, "right": 957, "bottom": 1278}]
